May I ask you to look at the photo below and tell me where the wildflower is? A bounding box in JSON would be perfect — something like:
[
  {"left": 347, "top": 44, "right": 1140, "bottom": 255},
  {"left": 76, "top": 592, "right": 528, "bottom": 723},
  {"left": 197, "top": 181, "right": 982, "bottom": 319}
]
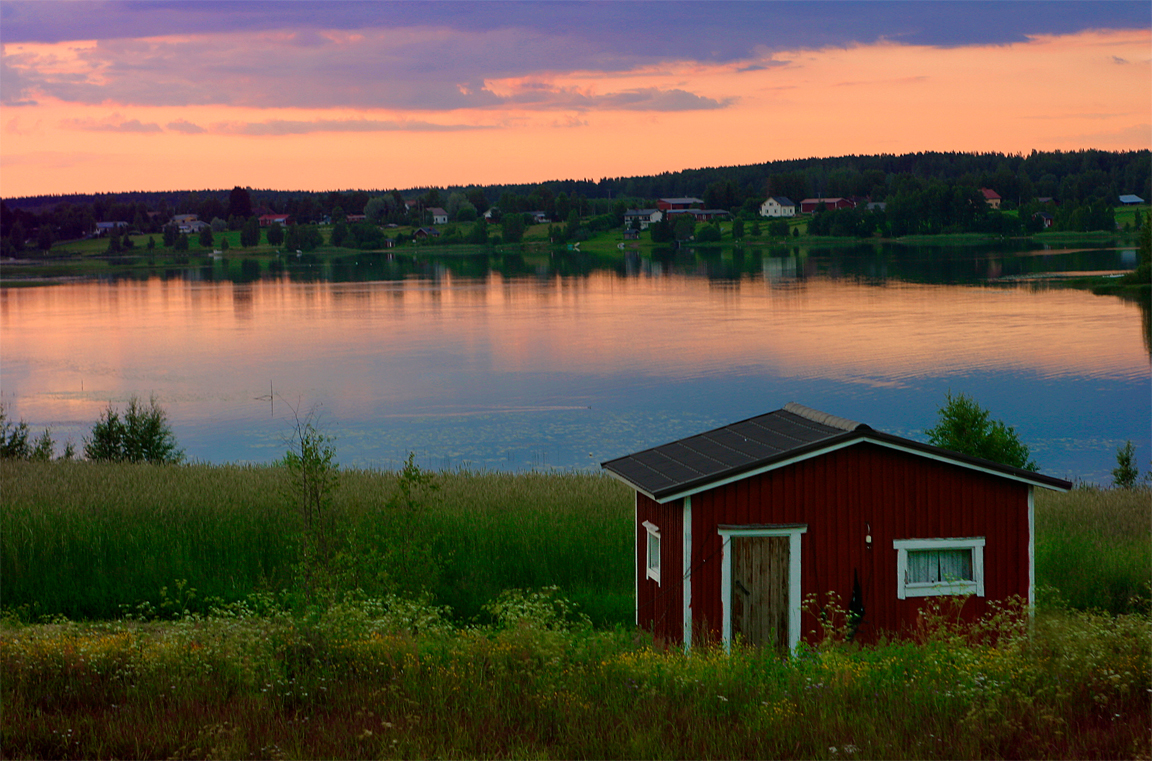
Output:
[{"left": 717, "top": 695, "right": 728, "bottom": 702}]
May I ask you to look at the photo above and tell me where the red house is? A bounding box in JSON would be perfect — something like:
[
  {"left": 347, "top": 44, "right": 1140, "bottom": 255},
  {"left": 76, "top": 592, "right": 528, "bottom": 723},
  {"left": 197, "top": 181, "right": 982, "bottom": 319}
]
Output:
[
  {"left": 657, "top": 197, "right": 705, "bottom": 212},
  {"left": 602, "top": 403, "right": 1070, "bottom": 652},
  {"left": 800, "top": 198, "right": 856, "bottom": 213}
]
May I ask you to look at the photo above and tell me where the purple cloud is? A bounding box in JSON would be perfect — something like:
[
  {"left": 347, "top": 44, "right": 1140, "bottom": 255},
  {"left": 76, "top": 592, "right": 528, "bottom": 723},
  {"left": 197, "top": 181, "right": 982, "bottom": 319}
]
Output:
[
  {"left": 508, "top": 86, "right": 732, "bottom": 112},
  {"left": 3, "top": 2, "right": 1148, "bottom": 50},
  {"left": 209, "top": 118, "right": 486, "bottom": 136},
  {"left": 62, "top": 116, "right": 163, "bottom": 133},
  {"left": 166, "top": 119, "right": 206, "bottom": 134},
  {"left": 2, "top": 1, "right": 1147, "bottom": 112}
]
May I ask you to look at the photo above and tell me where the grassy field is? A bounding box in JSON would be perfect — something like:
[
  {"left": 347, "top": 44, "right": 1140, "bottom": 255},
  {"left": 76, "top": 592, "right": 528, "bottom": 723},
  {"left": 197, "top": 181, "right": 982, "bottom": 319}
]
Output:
[
  {"left": 2, "top": 461, "right": 1149, "bottom": 624},
  {"left": 2, "top": 463, "right": 1149, "bottom": 758},
  {"left": 1, "top": 595, "right": 1147, "bottom": 759},
  {"left": 0, "top": 462, "right": 634, "bottom": 625},
  {"left": 1034, "top": 486, "right": 1152, "bottom": 614}
]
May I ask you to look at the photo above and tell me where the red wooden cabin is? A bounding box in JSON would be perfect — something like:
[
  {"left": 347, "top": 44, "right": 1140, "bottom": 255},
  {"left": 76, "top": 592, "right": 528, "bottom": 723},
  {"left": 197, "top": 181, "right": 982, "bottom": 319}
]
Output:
[{"left": 602, "top": 403, "right": 1071, "bottom": 652}]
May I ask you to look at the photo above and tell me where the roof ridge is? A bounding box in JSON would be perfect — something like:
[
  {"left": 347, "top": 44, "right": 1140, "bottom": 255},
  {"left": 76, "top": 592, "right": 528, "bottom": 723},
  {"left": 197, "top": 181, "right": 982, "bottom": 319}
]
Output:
[{"left": 783, "top": 402, "right": 869, "bottom": 432}]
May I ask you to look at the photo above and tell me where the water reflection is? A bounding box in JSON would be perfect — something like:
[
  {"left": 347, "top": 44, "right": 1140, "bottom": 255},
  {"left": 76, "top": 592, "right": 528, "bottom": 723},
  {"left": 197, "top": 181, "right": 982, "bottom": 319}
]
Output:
[{"left": 1, "top": 245, "right": 1147, "bottom": 484}]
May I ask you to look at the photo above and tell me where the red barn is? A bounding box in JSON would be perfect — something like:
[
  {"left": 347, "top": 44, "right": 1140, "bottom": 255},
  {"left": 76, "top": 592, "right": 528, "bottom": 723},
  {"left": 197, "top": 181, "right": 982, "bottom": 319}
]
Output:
[
  {"left": 800, "top": 197, "right": 856, "bottom": 213},
  {"left": 602, "top": 403, "right": 1070, "bottom": 652},
  {"left": 657, "top": 197, "right": 705, "bottom": 211}
]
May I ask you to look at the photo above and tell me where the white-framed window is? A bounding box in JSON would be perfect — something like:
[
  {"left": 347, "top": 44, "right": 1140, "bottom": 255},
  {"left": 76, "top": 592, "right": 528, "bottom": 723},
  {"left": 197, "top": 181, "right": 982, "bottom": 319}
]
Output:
[
  {"left": 893, "top": 537, "right": 985, "bottom": 599},
  {"left": 643, "top": 520, "right": 661, "bottom": 584}
]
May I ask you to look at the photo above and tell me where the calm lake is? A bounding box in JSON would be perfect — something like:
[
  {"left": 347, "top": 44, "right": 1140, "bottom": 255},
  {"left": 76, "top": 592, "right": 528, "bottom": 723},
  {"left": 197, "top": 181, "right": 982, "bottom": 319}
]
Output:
[{"left": 2, "top": 242, "right": 1148, "bottom": 484}]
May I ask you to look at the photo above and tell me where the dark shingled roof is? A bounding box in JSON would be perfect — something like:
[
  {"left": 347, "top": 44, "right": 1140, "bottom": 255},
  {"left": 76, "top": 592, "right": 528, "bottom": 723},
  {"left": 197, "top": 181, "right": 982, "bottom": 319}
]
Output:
[{"left": 601, "top": 402, "right": 1071, "bottom": 501}]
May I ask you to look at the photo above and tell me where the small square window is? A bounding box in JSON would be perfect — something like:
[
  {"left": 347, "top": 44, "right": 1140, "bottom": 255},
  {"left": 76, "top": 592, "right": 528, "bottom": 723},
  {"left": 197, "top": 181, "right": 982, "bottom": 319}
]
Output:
[
  {"left": 893, "top": 538, "right": 984, "bottom": 599},
  {"left": 643, "top": 520, "right": 661, "bottom": 584}
]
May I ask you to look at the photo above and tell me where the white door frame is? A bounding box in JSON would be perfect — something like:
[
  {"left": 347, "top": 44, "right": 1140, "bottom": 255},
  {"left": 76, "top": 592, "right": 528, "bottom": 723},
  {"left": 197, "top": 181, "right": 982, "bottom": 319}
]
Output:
[{"left": 718, "top": 524, "right": 807, "bottom": 653}]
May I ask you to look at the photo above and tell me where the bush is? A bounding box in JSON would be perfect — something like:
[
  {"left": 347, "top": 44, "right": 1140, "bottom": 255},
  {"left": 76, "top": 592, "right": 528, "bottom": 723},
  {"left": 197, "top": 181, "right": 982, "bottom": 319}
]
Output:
[
  {"left": 925, "top": 392, "right": 1037, "bottom": 470},
  {"left": 1112, "top": 440, "right": 1140, "bottom": 488},
  {"left": 1, "top": 404, "right": 62, "bottom": 461},
  {"left": 84, "top": 395, "right": 184, "bottom": 464},
  {"left": 696, "top": 224, "right": 721, "bottom": 242},
  {"left": 266, "top": 222, "right": 284, "bottom": 246}
]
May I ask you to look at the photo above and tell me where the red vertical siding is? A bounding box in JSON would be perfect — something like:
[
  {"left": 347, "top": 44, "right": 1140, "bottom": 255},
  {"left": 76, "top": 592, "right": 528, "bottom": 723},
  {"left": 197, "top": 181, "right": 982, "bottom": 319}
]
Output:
[
  {"left": 636, "top": 493, "right": 683, "bottom": 643},
  {"left": 678, "top": 442, "right": 1031, "bottom": 645}
]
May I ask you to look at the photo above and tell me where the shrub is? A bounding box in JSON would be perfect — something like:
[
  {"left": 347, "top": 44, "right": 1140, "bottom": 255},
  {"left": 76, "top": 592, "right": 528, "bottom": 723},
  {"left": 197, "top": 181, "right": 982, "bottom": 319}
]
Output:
[
  {"left": 84, "top": 395, "right": 184, "bottom": 464},
  {"left": 925, "top": 391, "right": 1037, "bottom": 470},
  {"left": 696, "top": 224, "right": 721, "bottom": 242},
  {"left": 1112, "top": 440, "right": 1139, "bottom": 488},
  {"left": 0, "top": 404, "right": 63, "bottom": 461}
]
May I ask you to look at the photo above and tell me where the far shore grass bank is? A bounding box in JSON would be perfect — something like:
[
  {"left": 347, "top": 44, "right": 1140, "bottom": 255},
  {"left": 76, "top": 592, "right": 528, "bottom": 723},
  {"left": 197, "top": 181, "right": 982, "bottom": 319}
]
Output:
[{"left": 2, "top": 224, "right": 1142, "bottom": 287}]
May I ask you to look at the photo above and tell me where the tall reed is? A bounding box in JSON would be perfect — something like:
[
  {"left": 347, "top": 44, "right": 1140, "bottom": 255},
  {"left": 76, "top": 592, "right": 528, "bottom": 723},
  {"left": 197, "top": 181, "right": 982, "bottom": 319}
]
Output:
[
  {"left": 0, "top": 461, "right": 633, "bottom": 622},
  {"left": 4, "top": 461, "right": 1147, "bottom": 622},
  {"left": 1034, "top": 485, "right": 1151, "bottom": 614}
]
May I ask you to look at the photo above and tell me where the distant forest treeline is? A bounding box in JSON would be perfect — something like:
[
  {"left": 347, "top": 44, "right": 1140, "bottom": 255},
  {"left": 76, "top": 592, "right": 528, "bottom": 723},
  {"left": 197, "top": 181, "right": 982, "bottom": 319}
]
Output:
[{"left": 3, "top": 149, "right": 1149, "bottom": 247}]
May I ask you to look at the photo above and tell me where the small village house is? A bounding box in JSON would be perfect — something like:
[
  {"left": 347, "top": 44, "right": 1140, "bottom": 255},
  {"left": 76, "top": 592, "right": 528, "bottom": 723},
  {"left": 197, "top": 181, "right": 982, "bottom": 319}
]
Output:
[
  {"left": 657, "top": 197, "right": 705, "bottom": 212},
  {"left": 429, "top": 207, "right": 449, "bottom": 225},
  {"left": 665, "top": 208, "right": 731, "bottom": 224},
  {"left": 800, "top": 198, "right": 856, "bottom": 213},
  {"left": 95, "top": 221, "right": 129, "bottom": 236},
  {"left": 623, "top": 209, "right": 663, "bottom": 230},
  {"left": 602, "top": 403, "right": 1071, "bottom": 653},
  {"left": 259, "top": 214, "right": 291, "bottom": 227},
  {"left": 170, "top": 214, "right": 208, "bottom": 234},
  {"left": 980, "top": 188, "right": 1002, "bottom": 209},
  {"left": 759, "top": 197, "right": 797, "bottom": 217}
]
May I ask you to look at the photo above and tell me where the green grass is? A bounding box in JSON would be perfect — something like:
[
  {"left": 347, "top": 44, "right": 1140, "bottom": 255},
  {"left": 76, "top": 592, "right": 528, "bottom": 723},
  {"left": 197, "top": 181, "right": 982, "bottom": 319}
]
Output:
[
  {"left": 2, "top": 462, "right": 1148, "bottom": 624},
  {"left": 0, "top": 599, "right": 1148, "bottom": 759},
  {"left": 0, "top": 462, "right": 633, "bottom": 624},
  {"left": 1034, "top": 485, "right": 1152, "bottom": 615},
  {"left": 2, "top": 463, "right": 1148, "bottom": 757}
]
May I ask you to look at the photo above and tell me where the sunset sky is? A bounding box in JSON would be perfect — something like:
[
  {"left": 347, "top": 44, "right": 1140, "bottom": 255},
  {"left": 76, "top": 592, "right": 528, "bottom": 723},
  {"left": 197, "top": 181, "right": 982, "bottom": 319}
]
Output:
[{"left": 2, "top": 1, "right": 1149, "bottom": 198}]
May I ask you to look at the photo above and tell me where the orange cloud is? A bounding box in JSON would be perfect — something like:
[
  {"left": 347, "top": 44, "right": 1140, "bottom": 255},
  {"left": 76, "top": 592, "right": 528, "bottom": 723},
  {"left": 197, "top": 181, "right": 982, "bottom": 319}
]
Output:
[{"left": 1, "top": 29, "right": 1148, "bottom": 195}]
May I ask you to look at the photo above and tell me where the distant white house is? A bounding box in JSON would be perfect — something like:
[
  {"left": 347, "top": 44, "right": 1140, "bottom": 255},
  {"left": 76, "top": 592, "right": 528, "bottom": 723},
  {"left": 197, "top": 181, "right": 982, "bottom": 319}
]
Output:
[
  {"left": 623, "top": 209, "right": 663, "bottom": 230},
  {"left": 759, "top": 197, "right": 797, "bottom": 218},
  {"left": 428, "top": 207, "right": 449, "bottom": 225},
  {"left": 95, "top": 221, "right": 129, "bottom": 236},
  {"left": 170, "top": 213, "right": 210, "bottom": 234}
]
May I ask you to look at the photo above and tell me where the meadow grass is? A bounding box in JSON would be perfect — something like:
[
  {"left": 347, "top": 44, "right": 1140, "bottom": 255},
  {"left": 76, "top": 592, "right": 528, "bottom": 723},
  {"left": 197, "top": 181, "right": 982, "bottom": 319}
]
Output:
[
  {"left": 0, "top": 461, "right": 633, "bottom": 624},
  {"left": 3, "top": 462, "right": 1149, "bottom": 758},
  {"left": 1, "top": 596, "right": 1147, "bottom": 759},
  {"left": 1034, "top": 485, "right": 1151, "bottom": 615},
  {"left": 2, "top": 461, "right": 1148, "bottom": 623}
]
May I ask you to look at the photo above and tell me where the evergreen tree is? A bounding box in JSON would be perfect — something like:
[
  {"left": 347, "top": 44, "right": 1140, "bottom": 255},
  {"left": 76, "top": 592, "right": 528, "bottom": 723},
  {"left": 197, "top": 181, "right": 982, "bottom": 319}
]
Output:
[{"left": 227, "top": 186, "right": 253, "bottom": 220}]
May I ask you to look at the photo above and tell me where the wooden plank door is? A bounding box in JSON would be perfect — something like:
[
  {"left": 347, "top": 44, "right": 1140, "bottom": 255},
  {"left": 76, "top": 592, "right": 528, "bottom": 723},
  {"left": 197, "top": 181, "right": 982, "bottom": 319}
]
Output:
[{"left": 731, "top": 535, "right": 790, "bottom": 652}]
